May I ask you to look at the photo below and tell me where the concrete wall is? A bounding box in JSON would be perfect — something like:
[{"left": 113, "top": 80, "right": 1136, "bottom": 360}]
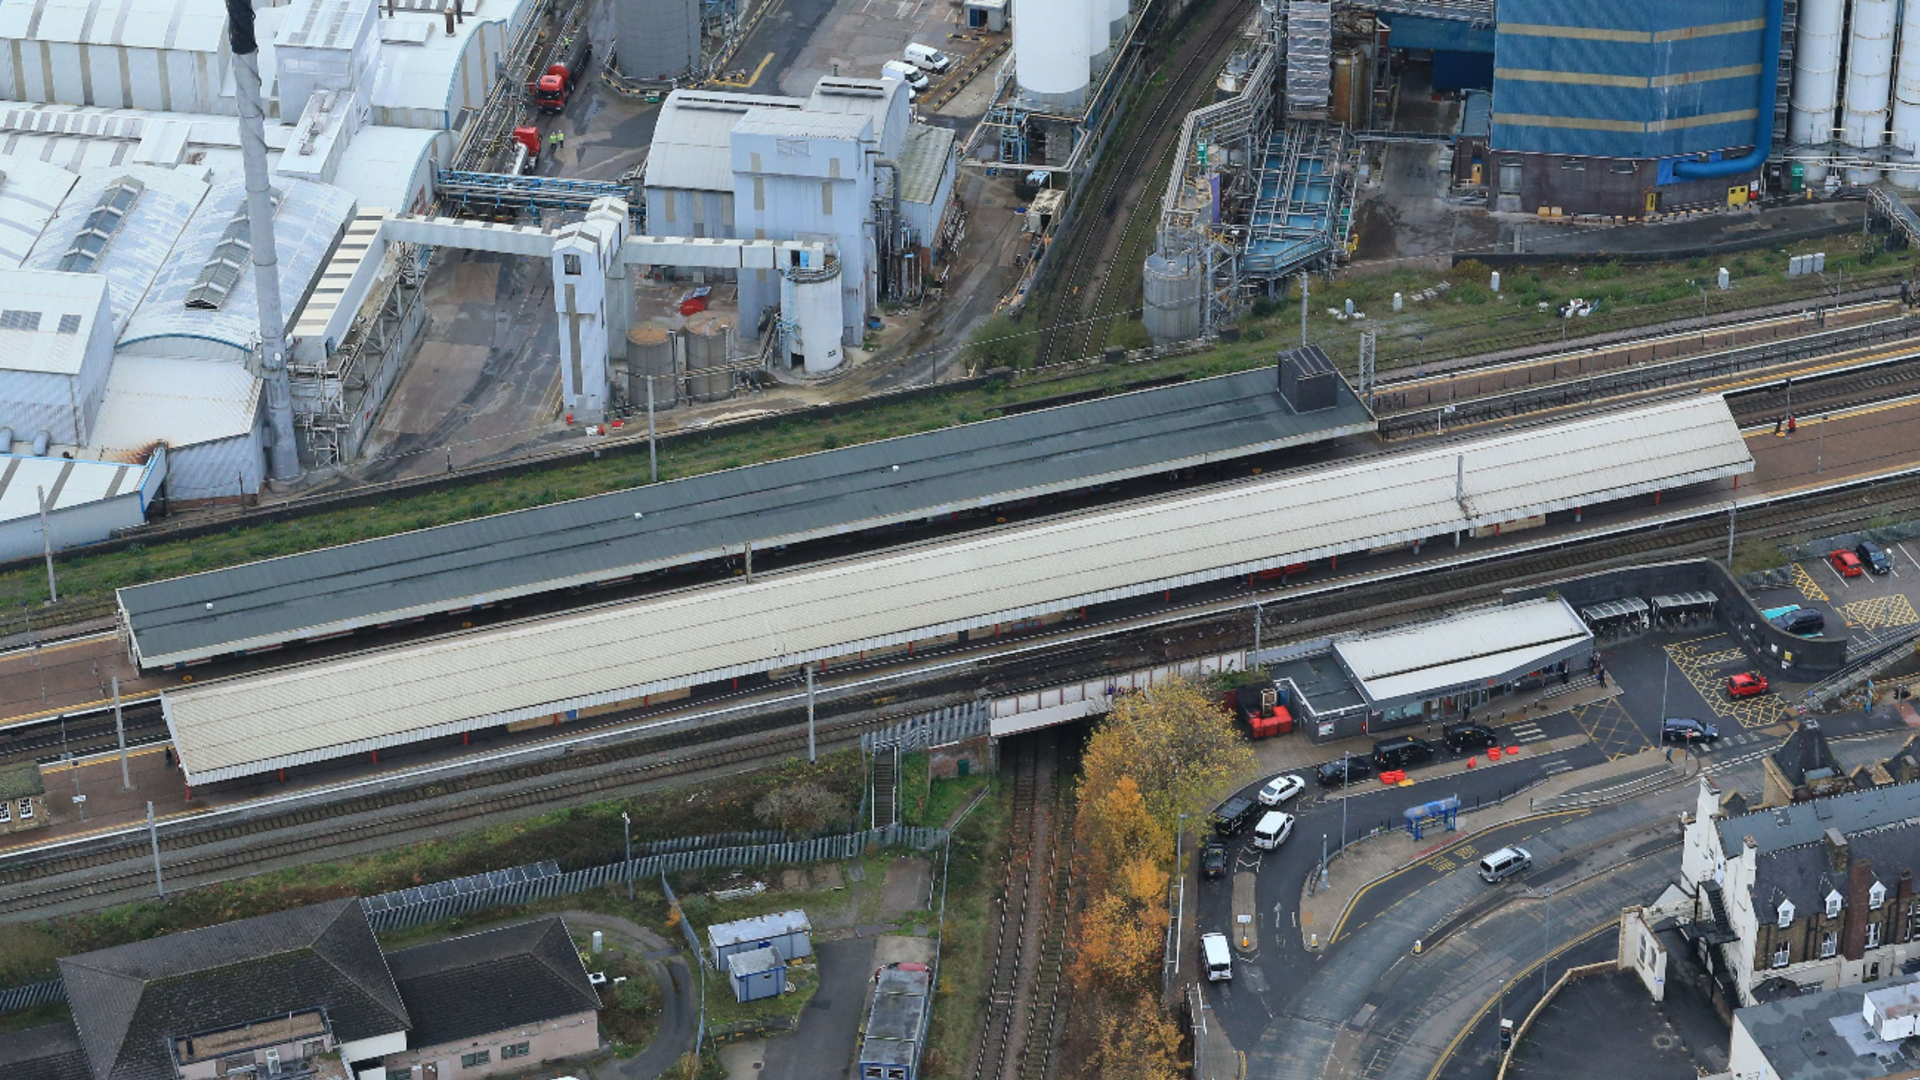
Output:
[
  {"left": 384, "top": 1011, "right": 598, "bottom": 1080},
  {"left": 1505, "top": 558, "right": 1850, "bottom": 678}
]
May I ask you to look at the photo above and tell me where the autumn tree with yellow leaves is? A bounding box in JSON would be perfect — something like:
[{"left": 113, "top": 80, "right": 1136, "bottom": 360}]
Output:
[{"left": 1065, "top": 678, "right": 1258, "bottom": 1080}]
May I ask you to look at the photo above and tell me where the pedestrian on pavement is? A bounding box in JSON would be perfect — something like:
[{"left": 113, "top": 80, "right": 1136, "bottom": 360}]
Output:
[
  {"left": 1597, "top": 667, "right": 1608, "bottom": 688},
  {"left": 1665, "top": 746, "right": 1673, "bottom": 763},
  {"left": 1774, "top": 416, "right": 1783, "bottom": 436},
  {"left": 1787, "top": 414, "right": 1797, "bottom": 434}
]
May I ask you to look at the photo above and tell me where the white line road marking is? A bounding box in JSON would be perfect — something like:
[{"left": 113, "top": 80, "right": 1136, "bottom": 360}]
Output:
[
  {"left": 1825, "top": 557, "right": 1853, "bottom": 587},
  {"left": 1902, "top": 541, "right": 1920, "bottom": 573}
]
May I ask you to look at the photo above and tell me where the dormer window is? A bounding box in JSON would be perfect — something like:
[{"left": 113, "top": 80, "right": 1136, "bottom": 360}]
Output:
[
  {"left": 1871, "top": 882, "right": 1887, "bottom": 910},
  {"left": 1827, "top": 890, "right": 1844, "bottom": 919},
  {"left": 1778, "top": 899, "right": 1796, "bottom": 928}
]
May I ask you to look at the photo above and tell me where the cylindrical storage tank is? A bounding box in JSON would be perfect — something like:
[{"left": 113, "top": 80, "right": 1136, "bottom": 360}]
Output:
[
  {"left": 1141, "top": 252, "right": 1202, "bottom": 344},
  {"left": 1014, "top": 0, "right": 1091, "bottom": 109},
  {"left": 1892, "top": 0, "right": 1920, "bottom": 189},
  {"left": 683, "top": 314, "right": 734, "bottom": 402},
  {"left": 1845, "top": 0, "right": 1898, "bottom": 184},
  {"left": 1089, "top": 0, "right": 1111, "bottom": 72},
  {"left": 615, "top": 0, "right": 702, "bottom": 80},
  {"left": 780, "top": 260, "right": 847, "bottom": 372},
  {"left": 1331, "top": 48, "right": 1368, "bottom": 126},
  {"left": 1109, "top": 0, "right": 1127, "bottom": 41},
  {"left": 626, "top": 322, "right": 679, "bottom": 409},
  {"left": 1790, "top": 0, "right": 1844, "bottom": 183}
]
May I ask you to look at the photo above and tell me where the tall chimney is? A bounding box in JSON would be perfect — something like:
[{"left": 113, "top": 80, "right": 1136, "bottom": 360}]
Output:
[{"left": 225, "top": 0, "right": 303, "bottom": 485}]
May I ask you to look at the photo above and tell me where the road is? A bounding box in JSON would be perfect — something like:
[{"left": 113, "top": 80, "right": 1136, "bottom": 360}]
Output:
[{"left": 1194, "top": 745, "right": 1782, "bottom": 1080}]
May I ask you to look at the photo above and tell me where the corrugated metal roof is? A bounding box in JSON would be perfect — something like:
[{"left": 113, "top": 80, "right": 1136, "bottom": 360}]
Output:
[
  {"left": 0, "top": 154, "right": 79, "bottom": 268},
  {"left": 0, "top": 267, "right": 105, "bottom": 374},
  {"left": 0, "top": 0, "right": 227, "bottom": 51},
  {"left": 324, "top": 124, "right": 441, "bottom": 209},
  {"left": 709, "top": 910, "right": 810, "bottom": 948},
  {"left": 22, "top": 163, "right": 209, "bottom": 335},
  {"left": 1334, "top": 597, "right": 1590, "bottom": 703},
  {"left": 90, "top": 355, "right": 259, "bottom": 457},
  {"left": 119, "top": 177, "right": 356, "bottom": 355},
  {"left": 120, "top": 367, "right": 1377, "bottom": 668},
  {"left": 731, "top": 107, "right": 871, "bottom": 141},
  {"left": 275, "top": 0, "right": 371, "bottom": 51},
  {"left": 644, "top": 91, "right": 805, "bottom": 193},
  {"left": 0, "top": 452, "right": 145, "bottom": 525},
  {"left": 160, "top": 395, "right": 1753, "bottom": 783},
  {"left": 897, "top": 124, "right": 953, "bottom": 206}
]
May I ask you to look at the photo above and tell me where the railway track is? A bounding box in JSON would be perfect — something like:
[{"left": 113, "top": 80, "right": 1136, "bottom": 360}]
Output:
[
  {"left": 971, "top": 733, "right": 1073, "bottom": 1080},
  {"left": 1032, "top": 0, "right": 1248, "bottom": 366},
  {"left": 1726, "top": 352, "right": 1920, "bottom": 424},
  {"left": 0, "top": 688, "right": 912, "bottom": 913},
  {"left": 0, "top": 704, "right": 167, "bottom": 766},
  {"left": 1017, "top": 736, "right": 1079, "bottom": 1080}
]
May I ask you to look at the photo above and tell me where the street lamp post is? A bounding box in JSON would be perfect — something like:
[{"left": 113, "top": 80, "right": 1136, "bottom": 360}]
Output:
[{"left": 621, "top": 811, "right": 633, "bottom": 901}]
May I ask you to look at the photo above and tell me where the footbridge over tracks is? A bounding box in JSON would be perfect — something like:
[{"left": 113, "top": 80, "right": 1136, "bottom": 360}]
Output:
[
  {"left": 159, "top": 395, "right": 1753, "bottom": 786},
  {"left": 319, "top": 199, "right": 841, "bottom": 424}
]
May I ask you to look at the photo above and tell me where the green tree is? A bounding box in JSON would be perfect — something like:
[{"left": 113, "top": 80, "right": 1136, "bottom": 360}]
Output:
[{"left": 964, "top": 314, "right": 1034, "bottom": 371}]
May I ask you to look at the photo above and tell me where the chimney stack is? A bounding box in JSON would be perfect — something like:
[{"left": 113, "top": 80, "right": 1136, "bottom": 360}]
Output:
[{"left": 1826, "top": 826, "right": 1851, "bottom": 873}]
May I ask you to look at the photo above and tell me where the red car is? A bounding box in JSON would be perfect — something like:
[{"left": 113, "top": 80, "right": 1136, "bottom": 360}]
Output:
[
  {"left": 1727, "top": 673, "right": 1771, "bottom": 698},
  {"left": 1831, "top": 550, "right": 1865, "bottom": 577}
]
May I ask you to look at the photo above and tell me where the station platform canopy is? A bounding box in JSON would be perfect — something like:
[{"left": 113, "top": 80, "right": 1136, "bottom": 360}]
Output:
[
  {"left": 120, "top": 366, "right": 1375, "bottom": 669},
  {"left": 161, "top": 395, "right": 1753, "bottom": 785}
]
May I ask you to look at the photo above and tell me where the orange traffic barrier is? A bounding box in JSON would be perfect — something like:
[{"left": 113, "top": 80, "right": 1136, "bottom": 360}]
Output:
[
  {"left": 1506, "top": 745, "right": 1521, "bottom": 756},
  {"left": 1487, "top": 747, "right": 1502, "bottom": 761},
  {"left": 1466, "top": 756, "right": 1476, "bottom": 769}
]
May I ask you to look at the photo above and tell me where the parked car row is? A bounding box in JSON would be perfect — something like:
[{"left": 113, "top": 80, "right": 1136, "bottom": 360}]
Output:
[{"left": 1832, "top": 540, "right": 1894, "bottom": 577}]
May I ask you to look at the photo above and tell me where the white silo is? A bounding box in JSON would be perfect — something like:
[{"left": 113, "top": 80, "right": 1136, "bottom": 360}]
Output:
[
  {"left": 1110, "top": 0, "right": 1128, "bottom": 40},
  {"left": 1844, "top": 0, "right": 1898, "bottom": 184},
  {"left": 1015, "top": 0, "right": 1092, "bottom": 109},
  {"left": 1089, "top": 0, "right": 1111, "bottom": 73},
  {"left": 1892, "top": 0, "right": 1920, "bottom": 188},
  {"left": 1790, "top": 0, "right": 1844, "bottom": 183}
]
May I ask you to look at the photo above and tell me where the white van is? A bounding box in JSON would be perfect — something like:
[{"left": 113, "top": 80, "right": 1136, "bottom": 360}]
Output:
[
  {"left": 1201, "top": 932, "right": 1233, "bottom": 981},
  {"left": 1478, "top": 846, "right": 1532, "bottom": 883},
  {"left": 905, "top": 43, "right": 953, "bottom": 74},
  {"left": 1251, "top": 810, "right": 1294, "bottom": 850},
  {"left": 881, "top": 60, "right": 929, "bottom": 93}
]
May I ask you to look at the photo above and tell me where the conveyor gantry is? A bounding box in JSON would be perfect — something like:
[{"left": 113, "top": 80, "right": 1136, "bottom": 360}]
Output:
[{"left": 434, "top": 169, "right": 646, "bottom": 227}]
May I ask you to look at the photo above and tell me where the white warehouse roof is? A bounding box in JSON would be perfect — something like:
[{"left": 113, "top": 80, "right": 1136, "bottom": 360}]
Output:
[
  {"left": 644, "top": 90, "right": 804, "bottom": 193},
  {"left": 22, "top": 163, "right": 210, "bottom": 334},
  {"left": 0, "top": 0, "right": 227, "bottom": 53},
  {"left": 0, "top": 155, "right": 79, "bottom": 268},
  {"left": 90, "top": 356, "right": 259, "bottom": 459},
  {"left": 1333, "top": 597, "right": 1592, "bottom": 705},
  {"left": 119, "top": 178, "right": 357, "bottom": 356},
  {"left": 160, "top": 395, "right": 1753, "bottom": 784},
  {"left": 0, "top": 268, "right": 107, "bottom": 374},
  {"left": 0, "top": 451, "right": 155, "bottom": 525}
]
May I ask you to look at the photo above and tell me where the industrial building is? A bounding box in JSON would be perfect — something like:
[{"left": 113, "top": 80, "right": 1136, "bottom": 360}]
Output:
[
  {"left": 643, "top": 77, "right": 959, "bottom": 349},
  {"left": 858, "top": 963, "right": 932, "bottom": 1080},
  {"left": 0, "top": 0, "right": 535, "bottom": 523},
  {"left": 1487, "top": 0, "right": 1782, "bottom": 216}
]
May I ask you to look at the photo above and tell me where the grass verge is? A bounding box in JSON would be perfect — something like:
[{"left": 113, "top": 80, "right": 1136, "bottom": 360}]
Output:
[{"left": 920, "top": 777, "right": 1008, "bottom": 1080}]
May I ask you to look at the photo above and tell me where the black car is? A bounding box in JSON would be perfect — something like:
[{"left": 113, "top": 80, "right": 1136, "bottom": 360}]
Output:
[
  {"left": 1662, "top": 717, "right": 1720, "bottom": 744},
  {"left": 1372, "top": 736, "right": 1437, "bottom": 771},
  {"left": 1858, "top": 540, "right": 1894, "bottom": 575},
  {"left": 1770, "top": 608, "right": 1825, "bottom": 636},
  {"left": 1201, "top": 842, "right": 1229, "bottom": 879},
  {"left": 1442, "top": 722, "right": 1499, "bottom": 753},
  {"left": 1210, "top": 794, "right": 1260, "bottom": 836},
  {"left": 1315, "top": 757, "right": 1374, "bottom": 788}
]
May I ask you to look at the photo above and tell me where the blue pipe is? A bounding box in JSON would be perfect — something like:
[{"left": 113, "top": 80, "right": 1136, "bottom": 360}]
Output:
[{"left": 1672, "top": 0, "right": 1784, "bottom": 180}]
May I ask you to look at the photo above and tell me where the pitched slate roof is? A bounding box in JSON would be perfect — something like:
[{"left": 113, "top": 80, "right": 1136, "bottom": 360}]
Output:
[
  {"left": 0, "top": 1021, "right": 91, "bottom": 1080},
  {"left": 1751, "top": 827, "right": 1920, "bottom": 918},
  {"left": 384, "top": 917, "right": 600, "bottom": 1048},
  {"left": 1716, "top": 782, "right": 1920, "bottom": 859},
  {"left": 57, "top": 899, "right": 409, "bottom": 1080}
]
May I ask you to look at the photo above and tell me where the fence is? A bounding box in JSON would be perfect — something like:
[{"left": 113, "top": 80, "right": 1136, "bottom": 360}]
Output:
[
  {"left": 0, "top": 978, "right": 64, "bottom": 1013},
  {"left": 359, "top": 823, "right": 949, "bottom": 933},
  {"left": 861, "top": 702, "right": 990, "bottom": 754}
]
